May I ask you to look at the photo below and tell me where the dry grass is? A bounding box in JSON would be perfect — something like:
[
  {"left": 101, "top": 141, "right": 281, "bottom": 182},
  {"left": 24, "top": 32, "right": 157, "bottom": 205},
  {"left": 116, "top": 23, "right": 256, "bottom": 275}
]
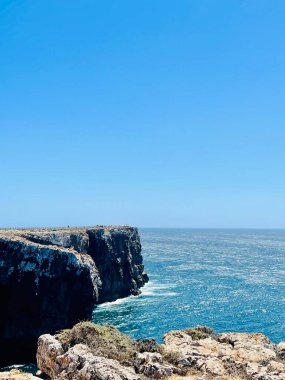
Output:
[
  {"left": 57, "top": 321, "right": 137, "bottom": 365},
  {"left": 56, "top": 322, "right": 216, "bottom": 372},
  {"left": 183, "top": 326, "right": 214, "bottom": 340},
  {"left": 158, "top": 346, "right": 182, "bottom": 364}
]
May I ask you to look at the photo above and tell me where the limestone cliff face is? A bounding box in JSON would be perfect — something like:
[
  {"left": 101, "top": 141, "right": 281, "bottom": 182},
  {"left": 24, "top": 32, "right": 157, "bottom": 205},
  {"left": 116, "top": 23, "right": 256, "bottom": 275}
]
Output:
[
  {"left": 0, "top": 226, "right": 148, "bottom": 365},
  {"left": 87, "top": 227, "right": 148, "bottom": 302}
]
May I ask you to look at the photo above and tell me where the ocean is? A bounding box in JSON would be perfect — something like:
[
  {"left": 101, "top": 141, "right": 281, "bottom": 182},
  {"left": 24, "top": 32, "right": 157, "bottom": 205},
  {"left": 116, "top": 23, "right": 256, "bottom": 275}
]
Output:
[{"left": 93, "top": 228, "right": 285, "bottom": 343}]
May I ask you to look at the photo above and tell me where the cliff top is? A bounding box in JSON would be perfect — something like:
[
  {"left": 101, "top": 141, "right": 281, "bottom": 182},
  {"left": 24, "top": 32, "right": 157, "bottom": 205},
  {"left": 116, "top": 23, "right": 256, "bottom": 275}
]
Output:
[
  {"left": 0, "top": 225, "right": 138, "bottom": 252},
  {"left": 0, "top": 225, "right": 135, "bottom": 233}
]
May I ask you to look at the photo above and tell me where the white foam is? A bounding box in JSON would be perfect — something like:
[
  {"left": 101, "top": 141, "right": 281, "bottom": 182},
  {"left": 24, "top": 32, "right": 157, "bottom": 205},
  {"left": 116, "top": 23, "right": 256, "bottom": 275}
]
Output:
[
  {"left": 161, "top": 292, "right": 177, "bottom": 296},
  {"left": 94, "top": 282, "right": 177, "bottom": 312},
  {"left": 140, "top": 281, "right": 176, "bottom": 296},
  {"left": 96, "top": 295, "right": 136, "bottom": 309}
]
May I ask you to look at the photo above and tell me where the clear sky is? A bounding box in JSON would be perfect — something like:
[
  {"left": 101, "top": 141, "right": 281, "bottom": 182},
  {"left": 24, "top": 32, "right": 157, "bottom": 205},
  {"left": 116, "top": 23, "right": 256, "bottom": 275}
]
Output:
[{"left": 1, "top": 0, "right": 285, "bottom": 228}]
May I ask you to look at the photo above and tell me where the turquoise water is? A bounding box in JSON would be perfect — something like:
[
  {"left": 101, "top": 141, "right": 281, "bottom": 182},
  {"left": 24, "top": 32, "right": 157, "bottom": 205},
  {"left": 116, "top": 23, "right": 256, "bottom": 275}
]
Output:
[{"left": 93, "top": 228, "right": 285, "bottom": 343}]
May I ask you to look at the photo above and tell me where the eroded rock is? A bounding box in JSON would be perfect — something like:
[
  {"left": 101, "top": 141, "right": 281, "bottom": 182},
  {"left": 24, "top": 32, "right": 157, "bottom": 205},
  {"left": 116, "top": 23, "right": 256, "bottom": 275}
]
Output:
[
  {"left": 0, "top": 370, "right": 40, "bottom": 380},
  {"left": 163, "top": 327, "right": 285, "bottom": 379},
  {"left": 36, "top": 322, "right": 285, "bottom": 380},
  {"left": 37, "top": 333, "right": 140, "bottom": 380},
  {"left": 134, "top": 352, "right": 177, "bottom": 378},
  {"left": 0, "top": 226, "right": 148, "bottom": 365}
]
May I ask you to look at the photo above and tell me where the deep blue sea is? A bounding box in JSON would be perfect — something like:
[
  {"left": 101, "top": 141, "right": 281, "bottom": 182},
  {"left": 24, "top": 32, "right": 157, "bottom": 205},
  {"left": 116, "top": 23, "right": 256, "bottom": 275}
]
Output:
[{"left": 93, "top": 228, "right": 285, "bottom": 343}]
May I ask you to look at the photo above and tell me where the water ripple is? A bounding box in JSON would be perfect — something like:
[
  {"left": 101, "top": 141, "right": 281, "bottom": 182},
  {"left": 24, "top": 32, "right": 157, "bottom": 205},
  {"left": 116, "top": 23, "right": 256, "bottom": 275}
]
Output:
[{"left": 93, "top": 229, "right": 285, "bottom": 343}]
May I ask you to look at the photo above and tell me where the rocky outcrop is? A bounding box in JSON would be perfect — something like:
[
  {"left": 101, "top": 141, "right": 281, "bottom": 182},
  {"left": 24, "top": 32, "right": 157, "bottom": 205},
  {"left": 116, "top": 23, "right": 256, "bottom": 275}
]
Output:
[
  {"left": 163, "top": 326, "right": 285, "bottom": 379},
  {"left": 36, "top": 322, "right": 179, "bottom": 380},
  {"left": 36, "top": 323, "right": 285, "bottom": 380},
  {"left": 37, "top": 334, "right": 140, "bottom": 380},
  {"left": 0, "top": 370, "right": 40, "bottom": 380},
  {"left": 87, "top": 227, "right": 148, "bottom": 302},
  {"left": 0, "top": 226, "right": 148, "bottom": 365}
]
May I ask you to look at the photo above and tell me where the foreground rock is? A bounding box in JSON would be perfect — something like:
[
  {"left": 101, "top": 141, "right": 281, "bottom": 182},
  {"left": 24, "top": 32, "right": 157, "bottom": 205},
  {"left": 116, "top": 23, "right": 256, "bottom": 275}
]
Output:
[
  {"left": 37, "top": 323, "right": 285, "bottom": 380},
  {"left": 0, "top": 226, "right": 148, "bottom": 365},
  {"left": 0, "top": 370, "right": 40, "bottom": 380},
  {"left": 37, "top": 322, "right": 180, "bottom": 380},
  {"left": 163, "top": 326, "right": 285, "bottom": 379}
]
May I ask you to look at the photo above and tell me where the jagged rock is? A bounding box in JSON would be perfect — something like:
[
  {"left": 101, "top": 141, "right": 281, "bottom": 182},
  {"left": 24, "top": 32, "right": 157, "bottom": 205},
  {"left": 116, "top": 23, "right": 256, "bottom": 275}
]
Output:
[
  {"left": 163, "top": 328, "right": 285, "bottom": 379},
  {"left": 176, "top": 358, "right": 192, "bottom": 367},
  {"left": 134, "top": 352, "right": 176, "bottom": 378},
  {"left": 277, "top": 342, "right": 285, "bottom": 358},
  {"left": 136, "top": 339, "right": 159, "bottom": 353},
  {"left": 36, "top": 322, "right": 285, "bottom": 380},
  {"left": 0, "top": 370, "right": 40, "bottom": 380},
  {"left": 37, "top": 323, "right": 182, "bottom": 380},
  {"left": 0, "top": 226, "right": 148, "bottom": 365},
  {"left": 37, "top": 334, "right": 140, "bottom": 380},
  {"left": 32, "top": 324, "right": 236, "bottom": 379},
  {"left": 87, "top": 227, "right": 148, "bottom": 302}
]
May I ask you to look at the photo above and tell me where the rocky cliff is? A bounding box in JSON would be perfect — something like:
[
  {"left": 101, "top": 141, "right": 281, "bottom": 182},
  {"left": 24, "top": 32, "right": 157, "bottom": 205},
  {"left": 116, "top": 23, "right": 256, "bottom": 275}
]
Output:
[
  {"left": 35, "top": 322, "right": 285, "bottom": 380},
  {"left": 0, "top": 226, "right": 148, "bottom": 365}
]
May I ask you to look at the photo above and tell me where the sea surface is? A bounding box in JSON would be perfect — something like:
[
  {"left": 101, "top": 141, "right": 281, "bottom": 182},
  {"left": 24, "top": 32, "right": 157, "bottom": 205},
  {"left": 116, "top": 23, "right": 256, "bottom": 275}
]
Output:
[{"left": 93, "top": 228, "right": 285, "bottom": 343}]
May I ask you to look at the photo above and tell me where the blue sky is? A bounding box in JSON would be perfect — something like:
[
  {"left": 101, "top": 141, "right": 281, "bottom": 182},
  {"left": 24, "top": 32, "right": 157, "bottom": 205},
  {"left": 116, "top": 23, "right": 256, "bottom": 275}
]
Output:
[{"left": 0, "top": 0, "right": 285, "bottom": 228}]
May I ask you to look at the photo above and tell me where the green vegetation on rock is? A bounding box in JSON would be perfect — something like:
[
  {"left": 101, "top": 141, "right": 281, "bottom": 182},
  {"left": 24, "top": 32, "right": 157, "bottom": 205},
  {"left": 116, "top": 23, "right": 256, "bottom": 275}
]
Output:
[
  {"left": 183, "top": 326, "right": 215, "bottom": 340},
  {"left": 57, "top": 322, "right": 137, "bottom": 364}
]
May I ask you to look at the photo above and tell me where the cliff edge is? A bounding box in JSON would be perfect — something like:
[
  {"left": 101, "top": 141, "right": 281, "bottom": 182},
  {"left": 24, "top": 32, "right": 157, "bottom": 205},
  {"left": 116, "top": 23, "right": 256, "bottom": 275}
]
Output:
[{"left": 0, "top": 226, "right": 148, "bottom": 365}]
